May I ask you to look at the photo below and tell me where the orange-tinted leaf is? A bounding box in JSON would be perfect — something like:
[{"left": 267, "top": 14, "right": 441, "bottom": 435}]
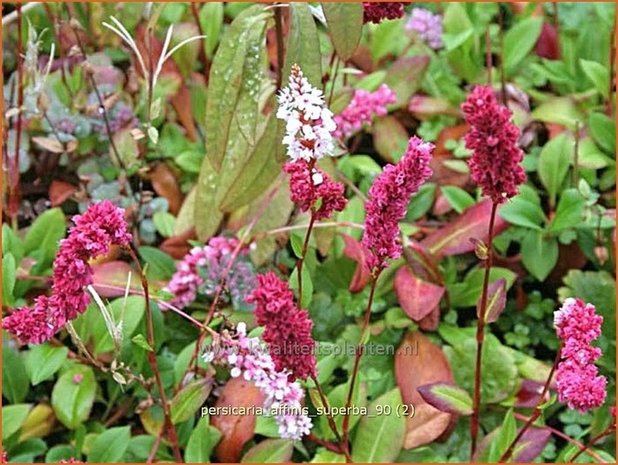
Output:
[
  {"left": 418, "top": 306, "right": 440, "bottom": 332},
  {"left": 171, "top": 84, "right": 198, "bottom": 142},
  {"left": 92, "top": 261, "right": 141, "bottom": 298},
  {"left": 150, "top": 163, "right": 183, "bottom": 215},
  {"left": 421, "top": 200, "right": 509, "bottom": 257},
  {"left": 372, "top": 115, "right": 409, "bottom": 163},
  {"left": 341, "top": 233, "right": 371, "bottom": 292},
  {"left": 394, "top": 266, "right": 444, "bottom": 322},
  {"left": 211, "top": 377, "right": 264, "bottom": 462},
  {"left": 403, "top": 403, "right": 451, "bottom": 450},
  {"left": 160, "top": 228, "right": 196, "bottom": 259},
  {"left": 49, "top": 180, "right": 77, "bottom": 207}
]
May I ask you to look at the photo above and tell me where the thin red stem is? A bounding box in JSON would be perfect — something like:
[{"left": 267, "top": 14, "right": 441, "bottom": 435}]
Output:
[{"left": 470, "top": 201, "right": 498, "bottom": 458}]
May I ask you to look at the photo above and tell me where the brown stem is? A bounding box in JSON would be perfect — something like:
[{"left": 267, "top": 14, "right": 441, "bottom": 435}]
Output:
[
  {"left": 499, "top": 347, "right": 561, "bottom": 463},
  {"left": 470, "top": 201, "right": 498, "bottom": 459},
  {"left": 569, "top": 424, "right": 616, "bottom": 463},
  {"left": 498, "top": 5, "right": 507, "bottom": 105},
  {"left": 190, "top": 2, "right": 210, "bottom": 85},
  {"left": 296, "top": 212, "right": 316, "bottom": 302},
  {"left": 341, "top": 271, "right": 381, "bottom": 461},
  {"left": 128, "top": 247, "right": 183, "bottom": 463},
  {"left": 274, "top": 4, "right": 285, "bottom": 88},
  {"left": 307, "top": 433, "right": 345, "bottom": 454}
]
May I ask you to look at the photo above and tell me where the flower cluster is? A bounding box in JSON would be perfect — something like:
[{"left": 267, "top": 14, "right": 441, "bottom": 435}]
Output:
[
  {"left": 554, "top": 298, "right": 607, "bottom": 412},
  {"left": 363, "top": 2, "right": 406, "bottom": 24},
  {"left": 276, "top": 64, "right": 337, "bottom": 162},
  {"left": 406, "top": 8, "right": 443, "bottom": 50},
  {"left": 333, "top": 84, "right": 397, "bottom": 139},
  {"left": 246, "top": 272, "right": 316, "bottom": 381},
  {"left": 165, "top": 237, "right": 255, "bottom": 310},
  {"left": 204, "top": 322, "right": 312, "bottom": 440},
  {"left": 284, "top": 160, "right": 347, "bottom": 221},
  {"left": 362, "top": 136, "right": 433, "bottom": 270},
  {"left": 3, "top": 201, "right": 131, "bottom": 344},
  {"left": 461, "top": 85, "right": 526, "bottom": 204}
]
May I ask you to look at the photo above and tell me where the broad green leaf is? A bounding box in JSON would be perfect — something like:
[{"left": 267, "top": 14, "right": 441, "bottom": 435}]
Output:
[
  {"left": 185, "top": 416, "right": 222, "bottom": 462},
  {"left": 2, "top": 404, "right": 32, "bottom": 440},
  {"left": 2, "top": 252, "right": 16, "bottom": 306},
  {"left": 531, "top": 97, "right": 583, "bottom": 131},
  {"left": 199, "top": 2, "right": 224, "bottom": 58},
  {"left": 504, "top": 17, "right": 543, "bottom": 74},
  {"left": 138, "top": 246, "right": 176, "bottom": 281},
  {"left": 589, "top": 112, "right": 616, "bottom": 154},
  {"left": 171, "top": 378, "right": 212, "bottom": 424},
  {"left": 289, "top": 262, "right": 313, "bottom": 308},
  {"left": 24, "top": 208, "right": 66, "bottom": 269},
  {"left": 351, "top": 388, "right": 406, "bottom": 462},
  {"left": 318, "top": 382, "right": 366, "bottom": 441},
  {"left": 580, "top": 59, "right": 610, "bottom": 97},
  {"left": 2, "top": 339, "right": 29, "bottom": 403},
  {"left": 241, "top": 439, "right": 294, "bottom": 463},
  {"left": 152, "top": 211, "right": 175, "bottom": 238},
  {"left": 442, "top": 3, "right": 480, "bottom": 81},
  {"left": 548, "top": 188, "right": 586, "bottom": 233},
  {"left": 521, "top": 231, "right": 558, "bottom": 281},
  {"left": 51, "top": 365, "right": 96, "bottom": 429},
  {"left": 449, "top": 267, "right": 516, "bottom": 308},
  {"left": 3, "top": 223, "right": 24, "bottom": 263},
  {"left": 417, "top": 383, "right": 473, "bottom": 415},
  {"left": 322, "top": 3, "right": 363, "bottom": 61},
  {"left": 487, "top": 409, "right": 517, "bottom": 462},
  {"left": 383, "top": 56, "right": 430, "bottom": 109},
  {"left": 87, "top": 426, "right": 131, "bottom": 463},
  {"left": 91, "top": 295, "right": 146, "bottom": 355},
  {"left": 499, "top": 195, "right": 546, "bottom": 230},
  {"left": 283, "top": 3, "right": 323, "bottom": 87},
  {"left": 195, "top": 156, "right": 224, "bottom": 240},
  {"left": 441, "top": 186, "right": 475, "bottom": 214},
  {"left": 538, "top": 134, "right": 573, "bottom": 207},
  {"left": 205, "top": 4, "right": 271, "bottom": 170},
  {"left": 25, "top": 343, "right": 69, "bottom": 385}
]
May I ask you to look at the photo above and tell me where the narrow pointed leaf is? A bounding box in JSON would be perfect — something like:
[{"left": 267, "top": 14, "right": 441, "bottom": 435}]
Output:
[
  {"left": 478, "top": 278, "right": 507, "bottom": 324},
  {"left": 417, "top": 382, "right": 473, "bottom": 416}
]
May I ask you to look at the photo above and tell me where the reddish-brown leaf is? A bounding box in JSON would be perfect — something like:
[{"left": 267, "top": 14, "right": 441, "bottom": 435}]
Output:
[
  {"left": 92, "top": 261, "right": 141, "bottom": 298},
  {"left": 341, "top": 233, "right": 371, "bottom": 293},
  {"left": 49, "top": 180, "right": 78, "bottom": 207},
  {"left": 421, "top": 199, "right": 509, "bottom": 257},
  {"left": 211, "top": 377, "right": 264, "bottom": 462},
  {"left": 171, "top": 83, "right": 198, "bottom": 142},
  {"left": 403, "top": 403, "right": 452, "bottom": 450},
  {"left": 512, "top": 428, "right": 552, "bottom": 462},
  {"left": 535, "top": 23, "right": 560, "bottom": 60},
  {"left": 394, "top": 266, "right": 444, "bottom": 322},
  {"left": 149, "top": 163, "right": 183, "bottom": 215},
  {"left": 159, "top": 228, "right": 197, "bottom": 259},
  {"left": 479, "top": 278, "right": 507, "bottom": 324},
  {"left": 418, "top": 307, "right": 441, "bottom": 332}
]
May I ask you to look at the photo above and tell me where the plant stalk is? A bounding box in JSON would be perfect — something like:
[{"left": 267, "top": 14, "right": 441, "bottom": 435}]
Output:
[{"left": 470, "top": 201, "right": 498, "bottom": 458}]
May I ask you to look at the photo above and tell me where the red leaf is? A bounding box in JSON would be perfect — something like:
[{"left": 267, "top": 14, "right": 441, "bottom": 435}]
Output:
[
  {"left": 512, "top": 428, "right": 552, "bottom": 462},
  {"left": 418, "top": 306, "right": 441, "bottom": 332},
  {"left": 421, "top": 199, "right": 508, "bottom": 257},
  {"left": 149, "top": 162, "right": 183, "bottom": 215},
  {"left": 160, "top": 228, "right": 197, "bottom": 259},
  {"left": 171, "top": 84, "right": 198, "bottom": 142},
  {"left": 478, "top": 278, "right": 507, "bottom": 324},
  {"left": 341, "top": 233, "right": 371, "bottom": 293},
  {"left": 92, "top": 261, "right": 141, "bottom": 297},
  {"left": 211, "top": 377, "right": 264, "bottom": 462},
  {"left": 514, "top": 379, "right": 547, "bottom": 408},
  {"left": 49, "top": 180, "right": 77, "bottom": 207},
  {"left": 535, "top": 23, "right": 560, "bottom": 60},
  {"left": 394, "top": 266, "right": 444, "bottom": 322}
]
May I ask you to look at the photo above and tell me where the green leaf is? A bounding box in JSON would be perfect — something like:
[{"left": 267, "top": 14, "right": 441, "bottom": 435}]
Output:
[
  {"left": 488, "top": 409, "right": 517, "bottom": 462},
  {"left": 318, "top": 382, "right": 366, "bottom": 441},
  {"left": 205, "top": 4, "right": 271, "bottom": 170},
  {"left": 580, "top": 59, "right": 610, "bottom": 97},
  {"left": 24, "top": 208, "right": 66, "bottom": 268},
  {"left": 521, "top": 231, "right": 558, "bottom": 281},
  {"left": 548, "top": 188, "right": 586, "bottom": 233},
  {"left": 531, "top": 97, "right": 583, "bottom": 131},
  {"left": 538, "top": 134, "right": 573, "bottom": 207},
  {"left": 138, "top": 246, "right": 176, "bottom": 281},
  {"left": 289, "top": 264, "right": 313, "bottom": 308},
  {"left": 25, "top": 343, "right": 69, "bottom": 386},
  {"left": 283, "top": 3, "right": 323, "bottom": 87},
  {"left": 171, "top": 379, "right": 212, "bottom": 424},
  {"left": 499, "top": 195, "right": 546, "bottom": 230},
  {"left": 449, "top": 267, "right": 517, "bottom": 308},
  {"left": 383, "top": 56, "right": 430, "bottom": 109},
  {"left": 351, "top": 388, "right": 406, "bottom": 462},
  {"left": 503, "top": 17, "right": 543, "bottom": 74},
  {"left": 51, "top": 365, "right": 96, "bottom": 429},
  {"left": 185, "top": 416, "right": 222, "bottom": 462},
  {"left": 2, "top": 339, "right": 29, "bottom": 403},
  {"left": 200, "top": 3, "right": 224, "bottom": 58},
  {"left": 195, "top": 156, "right": 225, "bottom": 240},
  {"left": 290, "top": 233, "right": 305, "bottom": 259},
  {"left": 440, "top": 186, "right": 475, "bottom": 214},
  {"left": 131, "top": 334, "right": 154, "bottom": 352},
  {"left": 442, "top": 3, "right": 479, "bottom": 81},
  {"left": 589, "top": 112, "right": 616, "bottom": 154},
  {"left": 2, "top": 252, "right": 16, "bottom": 306},
  {"left": 3, "top": 223, "right": 24, "bottom": 263},
  {"left": 87, "top": 426, "right": 131, "bottom": 463},
  {"left": 241, "top": 439, "right": 294, "bottom": 463},
  {"left": 322, "top": 3, "right": 363, "bottom": 61},
  {"left": 91, "top": 296, "right": 146, "bottom": 355},
  {"left": 2, "top": 404, "right": 32, "bottom": 440},
  {"left": 152, "top": 211, "right": 176, "bottom": 238},
  {"left": 416, "top": 383, "right": 473, "bottom": 416}
]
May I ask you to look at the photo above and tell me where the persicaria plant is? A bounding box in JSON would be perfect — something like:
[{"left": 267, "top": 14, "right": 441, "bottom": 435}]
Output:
[{"left": 2, "top": 2, "right": 615, "bottom": 464}]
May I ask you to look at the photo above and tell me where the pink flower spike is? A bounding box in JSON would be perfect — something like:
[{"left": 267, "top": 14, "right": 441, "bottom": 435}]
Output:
[
  {"left": 362, "top": 136, "right": 433, "bottom": 270},
  {"left": 334, "top": 84, "right": 397, "bottom": 139},
  {"left": 461, "top": 85, "right": 526, "bottom": 204},
  {"left": 3, "top": 201, "right": 131, "bottom": 345},
  {"left": 554, "top": 298, "right": 607, "bottom": 412}
]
